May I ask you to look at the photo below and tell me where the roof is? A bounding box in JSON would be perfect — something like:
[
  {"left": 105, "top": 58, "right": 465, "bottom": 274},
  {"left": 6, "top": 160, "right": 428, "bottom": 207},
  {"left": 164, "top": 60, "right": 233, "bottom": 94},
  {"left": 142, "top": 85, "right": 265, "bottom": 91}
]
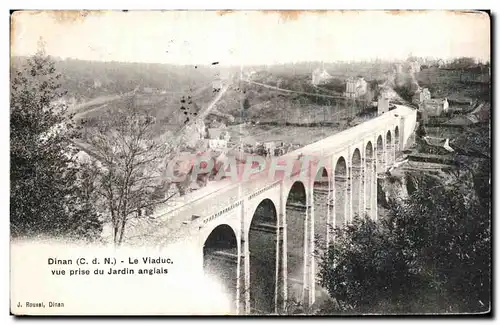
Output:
[
  {"left": 423, "top": 136, "right": 448, "bottom": 147},
  {"left": 346, "top": 76, "right": 366, "bottom": 83},
  {"left": 423, "top": 98, "right": 447, "bottom": 105},
  {"left": 414, "top": 87, "right": 430, "bottom": 94},
  {"left": 470, "top": 103, "right": 490, "bottom": 122},
  {"left": 207, "top": 128, "right": 223, "bottom": 138}
]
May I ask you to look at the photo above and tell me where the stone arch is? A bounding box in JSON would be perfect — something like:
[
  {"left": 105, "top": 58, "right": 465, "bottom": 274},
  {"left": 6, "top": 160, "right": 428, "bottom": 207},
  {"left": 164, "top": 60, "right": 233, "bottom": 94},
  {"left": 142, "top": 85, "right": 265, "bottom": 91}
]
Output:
[
  {"left": 249, "top": 198, "right": 278, "bottom": 314},
  {"left": 334, "top": 156, "right": 348, "bottom": 176},
  {"left": 203, "top": 224, "right": 238, "bottom": 312},
  {"left": 351, "top": 148, "right": 362, "bottom": 220},
  {"left": 313, "top": 167, "right": 330, "bottom": 266},
  {"left": 334, "top": 156, "right": 348, "bottom": 227},
  {"left": 365, "top": 141, "right": 374, "bottom": 218},
  {"left": 285, "top": 181, "right": 307, "bottom": 304},
  {"left": 376, "top": 135, "right": 384, "bottom": 173},
  {"left": 386, "top": 130, "right": 393, "bottom": 166},
  {"left": 365, "top": 142, "right": 374, "bottom": 159}
]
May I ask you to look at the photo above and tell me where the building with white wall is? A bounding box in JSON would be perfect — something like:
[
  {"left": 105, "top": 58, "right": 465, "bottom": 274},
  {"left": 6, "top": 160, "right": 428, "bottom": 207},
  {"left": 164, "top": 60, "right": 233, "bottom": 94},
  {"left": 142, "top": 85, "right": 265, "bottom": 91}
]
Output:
[
  {"left": 420, "top": 98, "right": 449, "bottom": 117},
  {"left": 312, "top": 68, "right": 333, "bottom": 86},
  {"left": 207, "top": 139, "right": 228, "bottom": 150},
  {"left": 344, "top": 77, "right": 368, "bottom": 98},
  {"left": 412, "top": 88, "right": 432, "bottom": 105}
]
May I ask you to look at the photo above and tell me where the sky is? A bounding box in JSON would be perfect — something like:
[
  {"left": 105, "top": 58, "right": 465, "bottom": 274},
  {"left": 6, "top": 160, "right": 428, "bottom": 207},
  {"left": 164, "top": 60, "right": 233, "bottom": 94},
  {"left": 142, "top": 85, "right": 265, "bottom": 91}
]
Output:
[{"left": 10, "top": 10, "right": 491, "bottom": 65}]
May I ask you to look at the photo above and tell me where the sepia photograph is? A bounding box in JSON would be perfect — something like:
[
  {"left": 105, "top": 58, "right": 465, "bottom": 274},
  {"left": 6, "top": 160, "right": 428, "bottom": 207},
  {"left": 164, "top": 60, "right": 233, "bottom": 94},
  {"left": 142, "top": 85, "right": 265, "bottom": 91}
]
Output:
[{"left": 9, "top": 9, "right": 492, "bottom": 316}]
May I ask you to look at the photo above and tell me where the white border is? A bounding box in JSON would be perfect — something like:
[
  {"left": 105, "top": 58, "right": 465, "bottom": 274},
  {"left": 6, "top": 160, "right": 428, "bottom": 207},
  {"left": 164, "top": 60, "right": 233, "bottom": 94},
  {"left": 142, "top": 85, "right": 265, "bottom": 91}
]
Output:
[{"left": 3, "top": 1, "right": 497, "bottom": 324}]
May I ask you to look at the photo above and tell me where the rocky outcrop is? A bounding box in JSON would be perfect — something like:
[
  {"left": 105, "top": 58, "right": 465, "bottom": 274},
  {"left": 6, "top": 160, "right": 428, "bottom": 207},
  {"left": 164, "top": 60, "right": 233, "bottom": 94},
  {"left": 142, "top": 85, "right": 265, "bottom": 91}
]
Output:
[{"left": 377, "top": 174, "right": 409, "bottom": 208}]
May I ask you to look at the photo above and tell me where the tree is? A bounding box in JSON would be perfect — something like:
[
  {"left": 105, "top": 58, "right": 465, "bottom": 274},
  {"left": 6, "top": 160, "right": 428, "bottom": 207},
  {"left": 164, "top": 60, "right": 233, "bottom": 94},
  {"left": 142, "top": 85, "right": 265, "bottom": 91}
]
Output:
[
  {"left": 361, "top": 88, "right": 374, "bottom": 109},
  {"left": 83, "top": 100, "right": 172, "bottom": 246},
  {"left": 393, "top": 79, "right": 415, "bottom": 103},
  {"left": 69, "top": 159, "right": 104, "bottom": 241},
  {"left": 317, "top": 159, "right": 491, "bottom": 314},
  {"left": 10, "top": 43, "right": 103, "bottom": 241},
  {"left": 317, "top": 213, "right": 424, "bottom": 314},
  {"left": 450, "top": 57, "right": 476, "bottom": 70},
  {"left": 448, "top": 57, "right": 477, "bottom": 83}
]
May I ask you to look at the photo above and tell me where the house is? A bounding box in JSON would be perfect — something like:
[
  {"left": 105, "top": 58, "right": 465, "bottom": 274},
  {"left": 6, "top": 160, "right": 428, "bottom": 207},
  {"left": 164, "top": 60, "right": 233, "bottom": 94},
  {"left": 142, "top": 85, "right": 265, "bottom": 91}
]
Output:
[
  {"left": 207, "top": 139, "right": 227, "bottom": 150},
  {"left": 244, "top": 70, "right": 257, "bottom": 79},
  {"left": 207, "top": 128, "right": 230, "bottom": 142},
  {"left": 412, "top": 88, "right": 432, "bottom": 105},
  {"left": 420, "top": 98, "right": 449, "bottom": 117},
  {"left": 207, "top": 128, "right": 223, "bottom": 139},
  {"left": 408, "top": 61, "right": 421, "bottom": 74},
  {"left": 264, "top": 142, "right": 276, "bottom": 156},
  {"left": 221, "top": 130, "right": 231, "bottom": 142},
  {"left": 312, "top": 68, "right": 333, "bottom": 86},
  {"left": 344, "top": 77, "right": 368, "bottom": 98},
  {"left": 205, "top": 126, "right": 231, "bottom": 150}
]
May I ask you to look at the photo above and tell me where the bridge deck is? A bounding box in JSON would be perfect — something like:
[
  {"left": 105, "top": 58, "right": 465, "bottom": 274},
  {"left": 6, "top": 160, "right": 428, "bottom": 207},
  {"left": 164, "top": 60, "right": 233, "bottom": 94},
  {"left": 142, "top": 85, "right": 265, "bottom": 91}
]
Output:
[
  {"left": 124, "top": 105, "right": 416, "bottom": 246},
  {"left": 282, "top": 104, "right": 412, "bottom": 159}
]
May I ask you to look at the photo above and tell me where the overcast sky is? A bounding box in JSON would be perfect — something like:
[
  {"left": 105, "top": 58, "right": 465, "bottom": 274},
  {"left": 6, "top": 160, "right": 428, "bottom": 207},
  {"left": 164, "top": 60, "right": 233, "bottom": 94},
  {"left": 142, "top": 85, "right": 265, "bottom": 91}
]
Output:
[{"left": 11, "top": 10, "right": 491, "bottom": 65}]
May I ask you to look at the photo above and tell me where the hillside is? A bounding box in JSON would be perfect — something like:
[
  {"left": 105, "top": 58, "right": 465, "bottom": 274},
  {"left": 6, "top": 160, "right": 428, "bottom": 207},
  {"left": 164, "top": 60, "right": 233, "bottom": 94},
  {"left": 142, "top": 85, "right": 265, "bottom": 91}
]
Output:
[
  {"left": 11, "top": 56, "right": 218, "bottom": 103},
  {"left": 10, "top": 57, "right": 392, "bottom": 145},
  {"left": 12, "top": 57, "right": 490, "bottom": 134},
  {"left": 417, "top": 67, "right": 491, "bottom": 102}
]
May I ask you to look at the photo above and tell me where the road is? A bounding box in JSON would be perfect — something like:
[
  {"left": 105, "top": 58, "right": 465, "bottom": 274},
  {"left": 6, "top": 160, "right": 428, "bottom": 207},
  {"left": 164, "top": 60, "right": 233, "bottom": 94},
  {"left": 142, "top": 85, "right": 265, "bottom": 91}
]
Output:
[
  {"left": 243, "top": 79, "right": 346, "bottom": 100},
  {"left": 169, "top": 79, "right": 233, "bottom": 153}
]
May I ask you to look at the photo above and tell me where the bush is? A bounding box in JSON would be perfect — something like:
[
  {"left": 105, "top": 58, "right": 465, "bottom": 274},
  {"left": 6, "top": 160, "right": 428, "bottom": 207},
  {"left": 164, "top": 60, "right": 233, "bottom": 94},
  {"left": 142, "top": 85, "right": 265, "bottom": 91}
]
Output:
[{"left": 317, "top": 165, "right": 491, "bottom": 314}]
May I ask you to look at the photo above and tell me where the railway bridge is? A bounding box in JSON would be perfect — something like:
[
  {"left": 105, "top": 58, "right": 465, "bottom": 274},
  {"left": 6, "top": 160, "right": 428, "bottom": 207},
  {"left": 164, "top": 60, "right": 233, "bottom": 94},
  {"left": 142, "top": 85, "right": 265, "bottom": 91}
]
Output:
[{"left": 142, "top": 105, "right": 417, "bottom": 314}]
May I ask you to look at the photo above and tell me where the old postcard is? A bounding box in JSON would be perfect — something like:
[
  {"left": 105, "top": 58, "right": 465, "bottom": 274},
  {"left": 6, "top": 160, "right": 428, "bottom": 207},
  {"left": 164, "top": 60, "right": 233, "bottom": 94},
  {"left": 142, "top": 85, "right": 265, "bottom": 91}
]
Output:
[{"left": 10, "top": 10, "right": 491, "bottom": 316}]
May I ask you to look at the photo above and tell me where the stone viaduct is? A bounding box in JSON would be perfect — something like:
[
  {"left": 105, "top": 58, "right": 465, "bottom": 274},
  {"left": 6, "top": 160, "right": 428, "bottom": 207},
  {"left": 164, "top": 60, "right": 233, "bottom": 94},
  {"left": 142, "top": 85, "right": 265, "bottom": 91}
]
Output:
[{"left": 149, "top": 105, "right": 417, "bottom": 315}]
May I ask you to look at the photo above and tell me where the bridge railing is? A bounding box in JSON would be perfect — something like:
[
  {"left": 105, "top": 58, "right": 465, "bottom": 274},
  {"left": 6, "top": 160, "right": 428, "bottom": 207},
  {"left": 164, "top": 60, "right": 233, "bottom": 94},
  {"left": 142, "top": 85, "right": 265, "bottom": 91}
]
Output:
[
  {"left": 153, "top": 106, "right": 416, "bottom": 224},
  {"left": 282, "top": 106, "right": 413, "bottom": 161},
  {"left": 154, "top": 178, "right": 237, "bottom": 220},
  {"left": 283, "top": 106, "right": 416, "bottom": 176}
]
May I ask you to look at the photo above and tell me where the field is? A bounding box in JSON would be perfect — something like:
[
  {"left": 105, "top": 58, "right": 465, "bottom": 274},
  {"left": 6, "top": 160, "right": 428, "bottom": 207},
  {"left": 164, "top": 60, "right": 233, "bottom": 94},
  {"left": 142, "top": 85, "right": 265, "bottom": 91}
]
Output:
[
  {"left": 228, "top": 124, "right": 339, "bottom": 147},
  {"left": 226, "top": 110, "right": 376, "bottom": 148}
]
